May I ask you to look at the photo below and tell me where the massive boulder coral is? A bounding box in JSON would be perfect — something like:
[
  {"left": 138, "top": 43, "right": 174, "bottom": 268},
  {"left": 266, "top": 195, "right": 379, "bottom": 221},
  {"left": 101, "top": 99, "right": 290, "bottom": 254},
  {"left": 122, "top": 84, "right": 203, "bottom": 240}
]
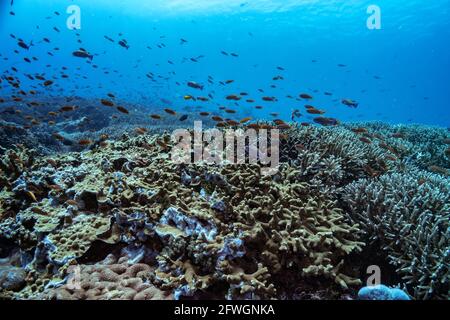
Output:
[
  {"left": 42, "top": 254, "right": 172, "bottom": 300},
  {"left": 342, "top": 169, "right": 449, "bottom": 299}
]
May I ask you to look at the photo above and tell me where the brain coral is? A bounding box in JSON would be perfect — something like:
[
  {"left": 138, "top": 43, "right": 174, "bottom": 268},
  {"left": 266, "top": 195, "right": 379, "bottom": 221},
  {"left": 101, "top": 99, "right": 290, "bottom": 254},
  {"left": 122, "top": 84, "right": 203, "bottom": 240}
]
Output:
[{"left": 42, "top": 254, "right": 172, "bottom": 300}]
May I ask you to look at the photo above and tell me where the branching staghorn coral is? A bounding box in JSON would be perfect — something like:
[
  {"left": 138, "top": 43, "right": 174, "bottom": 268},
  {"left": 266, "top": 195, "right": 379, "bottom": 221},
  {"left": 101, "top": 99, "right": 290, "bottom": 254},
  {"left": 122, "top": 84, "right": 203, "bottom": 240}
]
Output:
[
  {"left": 281, "top": 125, "right": 395, "bottom": 184},
  {"left": 342, "top": 122, "right": 450, "bottom": 172},
  {"left": 342, "top": 169, "right": 449, "bottom": 299}
]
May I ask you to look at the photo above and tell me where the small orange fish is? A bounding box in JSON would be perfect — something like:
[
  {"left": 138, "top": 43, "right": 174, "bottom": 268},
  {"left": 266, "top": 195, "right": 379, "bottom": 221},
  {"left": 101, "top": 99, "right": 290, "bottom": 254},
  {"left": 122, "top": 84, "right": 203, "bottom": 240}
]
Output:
[
  {"left": 299, "top": 93, "right": 313, "bottom": 100},
  {"left": 135, "top": 127, "right": 147, "bottom": 135},
  {"left": 101, "top": 99, "right": 114, "bottom": 107},
  {"left": 26, "top": 191, "right": 37, "bottom": 202},
  {"left": 66, "top": 200, "right": 78, "bottom": 206},
  {"left": 78, "top": 139, "right": 92, "bottom": 146},
  {"left": 164, "top": 108, "right": 177, "bottom": 115},
  {"left": 30, "top": 207, "right": 47, "bottom": 215},
  {"left": 306, "top": 108, "right": 325, "bottom": 115},
  {"left": 60, "top": 105, "right": 76, "bottom": 112},
  {"left": 385, "top": 155, "right": 398, "bottom": 161},
  {"left": 226, "top": 120, "right": 239, "bottom": 126},
  {"left": 313, "top": 117, "right": 339, "bottom": 126},
  {"left": 359, "top": 137, "right": 372, "bottom": 144},
  {"left": 46, "top": 158, "right": 58, "bottom": 167},
  {"left": 240, "top": 117, "right": 252, "bottom": 123},
  {"left": 351, "top": 128, "right": 368, "bottom": 134},
  {"left": 262, "top": 96, "right": 276, "bottom": 102},
  {"left": 226, "top": 95, "right": 241, "bottom": 101},
  {"left": 247, "top": 124, "right": 260, "bottom": 130},
  {"left": 150, "top": 114, "right": 161, "bottom": 120},
  {"left": 116, "top": 106, "right": 129, "bottom": 114},
  {"left": 273, "top": 119, "right": 286, "bottom": 126},
  {"left": 212, "top": 116, "right": 224, "bottom": 122},
  {"left": 277, "top": 124, "right": 291, "bottom": 130},
  {"left": 216, "top": 122, "right": 227, "bottom": 128}
]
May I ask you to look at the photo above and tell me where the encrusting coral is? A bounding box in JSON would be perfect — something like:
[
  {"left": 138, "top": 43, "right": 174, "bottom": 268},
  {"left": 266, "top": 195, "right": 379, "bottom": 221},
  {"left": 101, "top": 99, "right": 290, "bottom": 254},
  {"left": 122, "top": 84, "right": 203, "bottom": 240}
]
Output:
[{"left": 0, "top": 123, "right": 448, "bottom": 300}]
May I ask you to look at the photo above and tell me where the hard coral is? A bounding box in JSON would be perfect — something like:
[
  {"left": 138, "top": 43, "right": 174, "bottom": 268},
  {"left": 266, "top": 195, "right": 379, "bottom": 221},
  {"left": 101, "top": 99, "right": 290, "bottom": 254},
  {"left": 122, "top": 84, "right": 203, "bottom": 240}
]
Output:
[
  {"left": 343, "top": 169, "right": 449, "bottom": 299},
  {"left": 42, "top": 254, "right": 172, "bottom": 300},
  {"left": 1, "top": 123, "right": 447, "bottom": 300}
]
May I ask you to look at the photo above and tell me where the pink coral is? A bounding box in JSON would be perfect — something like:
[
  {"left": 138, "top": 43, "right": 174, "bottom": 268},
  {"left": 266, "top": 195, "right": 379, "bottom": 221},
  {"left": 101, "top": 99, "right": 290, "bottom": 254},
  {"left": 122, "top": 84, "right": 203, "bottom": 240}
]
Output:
[{"left": 44, "top": 254, "right": 172, "bottom": 300}]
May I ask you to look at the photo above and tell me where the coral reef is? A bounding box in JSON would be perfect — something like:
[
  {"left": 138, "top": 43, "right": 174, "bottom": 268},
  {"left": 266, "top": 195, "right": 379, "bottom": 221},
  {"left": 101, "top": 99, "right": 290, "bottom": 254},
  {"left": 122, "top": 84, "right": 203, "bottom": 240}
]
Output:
[
  {"left": 342, "top": 169, "right": 449, "bottom": 299},
  {"left": 0, "top": 122, "right": 448, "bottom": 300},
  {"left": 0, "top": 96, "right": 217, "bottom": 155}
]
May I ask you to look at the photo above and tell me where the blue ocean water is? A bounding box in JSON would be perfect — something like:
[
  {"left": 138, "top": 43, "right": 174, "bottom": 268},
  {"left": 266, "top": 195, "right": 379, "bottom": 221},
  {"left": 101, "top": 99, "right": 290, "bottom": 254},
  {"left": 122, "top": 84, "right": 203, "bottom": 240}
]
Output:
[{"left": 1, "top": 0, "right": 449, "bottom": 126}]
